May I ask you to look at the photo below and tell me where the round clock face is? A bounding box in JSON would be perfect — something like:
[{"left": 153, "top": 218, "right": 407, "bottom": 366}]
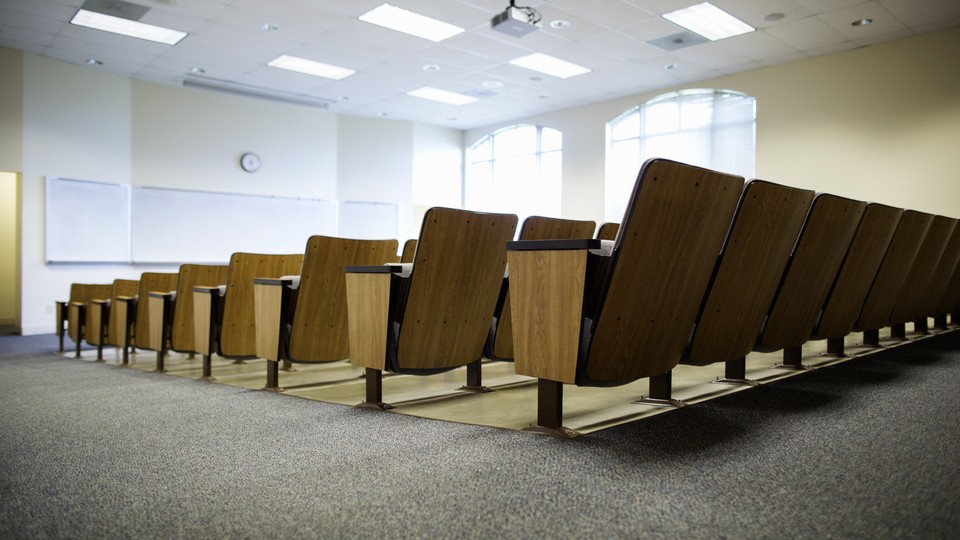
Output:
[{"left": 240, "top": 152, "right": 261, "bottom": 173}]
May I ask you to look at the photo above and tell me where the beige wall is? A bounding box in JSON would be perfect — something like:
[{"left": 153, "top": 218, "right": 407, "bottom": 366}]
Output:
[
  {"left": 0, "top": 172, "right": 19, "bottom": 326},
  {"left": 0, "top": 47, "right": 23, "bottom": 172},
  {"left": 466, "top": 26, "right": 960, "bottom": 223}
]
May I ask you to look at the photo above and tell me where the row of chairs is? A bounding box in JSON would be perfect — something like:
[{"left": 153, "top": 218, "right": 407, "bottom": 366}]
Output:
[{"left": 55, "top": 158, "right": 960, "bottom": 437}]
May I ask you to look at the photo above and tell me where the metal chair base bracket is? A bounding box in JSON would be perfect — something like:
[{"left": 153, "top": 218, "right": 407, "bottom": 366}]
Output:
[
  {"left": 356, "top": 401, "right": 395, "bottom": 411},
  {"left": 459, "top": 385, "right": 493, "bottom": 394},
  {"left": 711, "top": 377, "right": 760, "bottom": 387},
  {"left": 633, "top": 397, "right": 689, "bottom": 408},
  {"left": 774, "top": 363, "right": 813, "bottom": 371},
  {"left": 522, "top": 425, "right": 581, "bottom": 439},
  {"left": 261, "top": 385, "right": 285, "bottom": 393}
]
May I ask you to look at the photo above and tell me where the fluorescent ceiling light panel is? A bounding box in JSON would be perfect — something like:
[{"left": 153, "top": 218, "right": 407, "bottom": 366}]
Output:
[
  {"left": 407, "top": 87, "right": 477, "bottom": 106},
  {"left": 70, "top": 9, "right": 187, "bottom": 45},
  {"left": 509, "top": 53, "right": 591, "bottom": 79},
  {"left": 359, "top": 3, "right": 464, "bottom": 42},
  {"left": 267, "top": 55, "right": 356, "bottom": 80},
  {"left": 662, "top": 2, "right": 754, "bottom": 41}
]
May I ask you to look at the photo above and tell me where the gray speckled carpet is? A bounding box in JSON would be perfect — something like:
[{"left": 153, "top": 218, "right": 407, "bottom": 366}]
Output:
[{"left": 1, "top": 331, "right": 958, "bottom": 539}]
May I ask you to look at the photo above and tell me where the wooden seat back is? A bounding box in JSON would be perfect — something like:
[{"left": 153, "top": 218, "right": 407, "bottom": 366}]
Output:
[
  {"left": 926, "top": 228, "right": 960, "bottom": 319},
  {"left": 104, "top": 279, "right": 139, "bottom": 346},
  {"left": 169, "top": 264, "right": 228, "bottom": 352},
  {"left": 396, "top": 207, "right": 517, "bottom": 370},
  {"left": 684, "top": 180, "right": 813, "bottom": 365},
  {"left": 400, "top": 239, "right": 417, "bottom": 263},
  {"left": 856, "top": 210, "right": 934, "bottom": 332},
  {"left": 756, "top": 193, "right": 866, "bottom": 351},
  {"left": 583, "top": 159, "right": 743, "bottom": 382},
  {"left": 67, "top": 284, "right": 111, "bottom": 344},
  {"left": 815, "top": 203, "right": 903, "bottom": 339},
  {"left": 937, "top": 254, "right": 960, "bottom": 318},
  {"left": 135, "top": 272, "right": 179, "bottom": 350},
  {"left": 595, "top": 222, "right": 620, "bottom": 241},
  {"left": 888, "top": 216, "right": 957, "bottom": 325},
  {"left": 288, "top": 236, "right": 399, "bottom": 362},
  {"left": 219, "top": 253, "right": 304, "bottom": 357},
  {"left": 489, "top": 216, "right": 595, "bottom": 360}
]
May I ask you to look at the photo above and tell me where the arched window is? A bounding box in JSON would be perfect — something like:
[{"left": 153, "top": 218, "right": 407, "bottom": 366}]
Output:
[
  {"left": 606, "top": 89, "right": 756, "bottom": 220},
  {"left": 465, "top": 125, "right": 562, "bottom": 223}
]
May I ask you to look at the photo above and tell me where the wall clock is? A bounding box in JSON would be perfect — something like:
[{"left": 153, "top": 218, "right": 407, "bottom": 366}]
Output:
[{"left": 240, "top": 152, "right": 261, "bottom": 173}]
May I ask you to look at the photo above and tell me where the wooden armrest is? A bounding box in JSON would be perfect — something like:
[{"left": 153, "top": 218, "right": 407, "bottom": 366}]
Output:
[
  {"left": 253, "top": 277, "right": 297, "bottom": 287},
  {"left": 506, "top": 245, "right": 590, "bottom": 384},
  {"left": 345, "top": 264, "right": 405, "bottom": 273},
  {"left": 148, "top": 290, "right": 175, "bottom": 299},
  {"left": 253, "top": 279, "right": 296, "bottom": 361},
  {"left": 115, "top": 295, "right": 136, "bottom": 302},
  {"left": 193, "top": 285, "right": 226, "bottom": 295},
  {"left": 506, "top": 239, "right": 601, "bottom": 251}
]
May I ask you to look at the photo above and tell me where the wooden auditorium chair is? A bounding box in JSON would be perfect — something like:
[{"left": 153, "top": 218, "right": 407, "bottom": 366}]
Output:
[
  {"left": 806, "top": 203, "right": 903, "bottom": 357},
  {"left": 752, "top": 194, "right": 867, "bottom": 369},
  {"left": 400, "top": 239, "right": 417, "bottom": 263},
  {"left": 345, "top": 207, "right": 518, "bottom": 409},
  {"left": 110, "top": 272, "right": 179, "bottom": 367},
  {"left": 886, "top": 216, "right": 958, "bottom": 338},
  {"left": 853, "top": 210, "right": 934, "bottom": 348},
  {"left": 925, "top": 227, "right": 960, "bottom": 330},
  {"left": 595, "top": 222, "right": 620, "bottom": 241},
  {"left": 192, "top": 253, "right": 303, "bottom": 379},
  {"left": 86, "top": 278, "right": 139, "bottom": 362},
  {"left": 505, "top": 158, "right": 743, "bottom": 436},
  {"left": 642, "top": 179, "right": 813, "bottom": 405},
  {"left": 253, "top": 235, "right": 398, "bottom": 391},
  {"left": 146, "top": 264, "right": 227, "bottom": 371},
  {"left": 64, "top": 283, "right": 112, "bottom": 358},
  {"left": 484, "top": 215, "right": 596, "bottom": 362}
]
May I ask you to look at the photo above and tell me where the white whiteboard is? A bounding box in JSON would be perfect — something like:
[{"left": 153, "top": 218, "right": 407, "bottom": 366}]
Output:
[
  {"left": 339, "top": 200, "right": 397, "bottom": 240},
  {"left": 130, "top": 187, "right": 337, "bottom": 264},
  {"left": 45, "top": 177, "right": 130, "bottom": 263}
]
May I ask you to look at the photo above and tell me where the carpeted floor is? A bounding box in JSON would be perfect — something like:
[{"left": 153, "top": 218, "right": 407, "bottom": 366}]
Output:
[{"left": 1, "top": 331, "right": 958, "bottom": 539}]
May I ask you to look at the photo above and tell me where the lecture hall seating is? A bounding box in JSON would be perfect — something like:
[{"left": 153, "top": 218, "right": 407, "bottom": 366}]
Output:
[
  {"left": 192, "top": 253, "right": 303, "bottom": 379},
  {"left": 484, "top": 215, "right": 596, "bottom": 362},
  {"left": 345, "top": 207, "right": 518, "bottom": 409},
  {"left": 253, "top": 235, "right": 398, "bottom": 391},
  {"left": 810, "top": 203, "right": 904, "bottom": 357},
  {"left": 644, "top": 179, "right": 814, "bottom": 405},
  {"left": 754, "top": 194, "right": 867, "bottom": 369},
  {"left": 505, "top": 158, "right": 743, "bottom": 436},
  {"left": 145, "top": 265, "right": 228, "bottom": 372},
  {"left": 85, "top": 278, "right": 139, "bottom": 362}
]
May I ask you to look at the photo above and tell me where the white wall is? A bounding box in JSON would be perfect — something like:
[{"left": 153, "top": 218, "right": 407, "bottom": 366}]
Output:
[
  {"left": 132, "top": 81, "right": 337, "bottom": 199},
  {"left": 6, "top": 48, "right": 454, "bottom": 334},
  {"left": 412, "top": 123, "right": 463, "bottom": 235},
  {"left": 336, "top": 116, "right": 415, "bottom": 241},
  {"left": 20, "top": 54, "right": 136, "bottom": 335}
]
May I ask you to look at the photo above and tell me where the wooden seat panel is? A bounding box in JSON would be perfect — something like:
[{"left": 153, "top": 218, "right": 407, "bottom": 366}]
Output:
[
  {"left": 758, "top": 194, "right": 866, "bottom": 351},
  {"left": 219, "top": 253, "right": 304, "bottom": 358},
  {"left": 685, "top": 180, "right": 814, "bottom": 365},
  {"left": 856, "top": 210, "right": 934, "bottom": 332},
  {"left": 816, "top": 203, "right": 903, "bottom": 339},
  {"left": 288, "top": 236, "right": 399, "bottom": 362},
  {"left": 169, "top": 265, "right": 228, "bottom": 353},
  {"left": 595, "top": 222, "right": 620, "bottom": 241},
  {"left": 888, "top": 216, "right": 957, "bottom": 325},
  {"left": 491, "top": 216, "right": 596, "bottom": 360},
  {"left": 134, "top": 272, "right": 179, "bottom": 350},
  {"left": 585, "top": 159, "right": 744, "bottom": 382},
  {"left": 397, "top": 208, "right": 518, "bottom": 370}
]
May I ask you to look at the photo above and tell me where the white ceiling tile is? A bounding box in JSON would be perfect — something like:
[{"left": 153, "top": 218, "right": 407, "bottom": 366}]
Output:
[
  {"left": 763, "top": 15, "right": 849, "bottom": 50},
  {"left": 0, "top": 0, "right": 955, "bottom": 129},
  {"left": 817, "top": 1, "right": 906, "bottom": 40}
]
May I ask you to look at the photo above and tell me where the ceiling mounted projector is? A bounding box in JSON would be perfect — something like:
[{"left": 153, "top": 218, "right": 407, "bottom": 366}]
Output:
[{"left": 491, "top": 1, "right": 542, "bottom": 37}]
